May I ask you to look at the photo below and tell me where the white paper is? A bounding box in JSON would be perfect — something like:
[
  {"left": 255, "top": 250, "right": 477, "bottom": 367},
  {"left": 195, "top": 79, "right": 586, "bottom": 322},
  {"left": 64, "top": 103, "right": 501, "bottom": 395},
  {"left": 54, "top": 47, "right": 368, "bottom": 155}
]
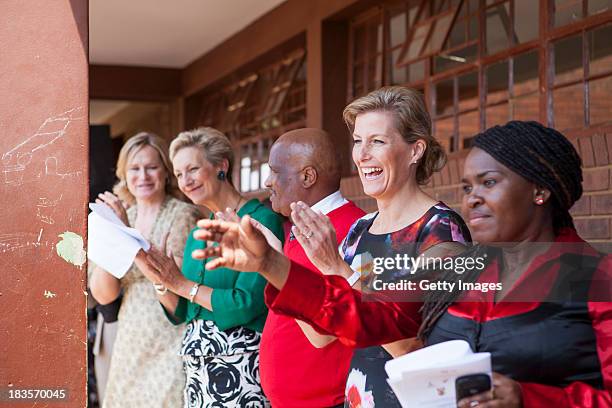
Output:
[
  {"left": 385, "top": 340, "right": 491, "bottom": 408},
  {"left": 87, "top": 204, "right": 150, "bottom": 278}
]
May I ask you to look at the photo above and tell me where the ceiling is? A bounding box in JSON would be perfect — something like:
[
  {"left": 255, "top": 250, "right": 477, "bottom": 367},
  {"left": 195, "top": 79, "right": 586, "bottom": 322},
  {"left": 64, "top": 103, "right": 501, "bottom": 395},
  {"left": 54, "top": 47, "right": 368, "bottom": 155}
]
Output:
[{"left": 89, "top": 0, "right": 286, "bottom": 68}]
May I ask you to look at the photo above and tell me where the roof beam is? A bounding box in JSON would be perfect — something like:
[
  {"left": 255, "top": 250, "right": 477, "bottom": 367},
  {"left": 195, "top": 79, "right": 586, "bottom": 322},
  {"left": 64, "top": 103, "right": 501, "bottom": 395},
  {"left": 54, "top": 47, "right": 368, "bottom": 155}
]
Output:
[{"left": 90, "top": 64, "right": 181, "bottom": 102}]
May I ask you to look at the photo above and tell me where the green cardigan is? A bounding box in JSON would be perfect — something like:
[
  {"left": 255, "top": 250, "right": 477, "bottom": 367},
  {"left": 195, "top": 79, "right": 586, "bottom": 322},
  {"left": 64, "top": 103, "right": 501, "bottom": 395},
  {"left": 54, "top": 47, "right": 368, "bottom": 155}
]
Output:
[{"left": 169, "top": 199, "right": 284, "bottom": 333}]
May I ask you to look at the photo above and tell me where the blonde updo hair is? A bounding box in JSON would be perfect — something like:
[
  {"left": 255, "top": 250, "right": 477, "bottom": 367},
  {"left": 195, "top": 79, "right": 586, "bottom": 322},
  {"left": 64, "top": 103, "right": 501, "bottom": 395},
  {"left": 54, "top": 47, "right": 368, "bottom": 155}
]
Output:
[
  {"left": 113, "top": 132, "right": 179, "bottom": 206},
  {"left": 169, "top": 127, "right": 235, "bottom": 184},
  {"left": 343, "top": 86, "right": 446, "bottom": 185}
]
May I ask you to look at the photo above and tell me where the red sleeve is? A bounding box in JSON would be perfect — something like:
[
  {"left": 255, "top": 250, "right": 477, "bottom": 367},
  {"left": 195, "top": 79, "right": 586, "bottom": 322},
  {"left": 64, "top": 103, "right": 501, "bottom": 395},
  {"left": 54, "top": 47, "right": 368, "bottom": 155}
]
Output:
[
  {"left": 520, "top": 256, "right": 612, "bottom": 407},
  {"left": 266, "top": 260, "right": 422, "bottom": 348}
]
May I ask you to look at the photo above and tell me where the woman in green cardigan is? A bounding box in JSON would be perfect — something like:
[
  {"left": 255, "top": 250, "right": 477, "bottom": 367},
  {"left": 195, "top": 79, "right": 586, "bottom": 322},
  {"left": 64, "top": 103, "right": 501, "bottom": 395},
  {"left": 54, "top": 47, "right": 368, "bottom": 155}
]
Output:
[{"left": 135, "top": 127, "right": 284, "bottom": 408}]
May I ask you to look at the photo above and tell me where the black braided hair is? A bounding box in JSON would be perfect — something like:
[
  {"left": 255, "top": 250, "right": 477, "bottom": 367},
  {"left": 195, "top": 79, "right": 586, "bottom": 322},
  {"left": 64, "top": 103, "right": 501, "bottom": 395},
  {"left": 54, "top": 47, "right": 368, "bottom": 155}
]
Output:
[
  {"left": 418, "top": 121, "right": 584, "bottom": 340},
  {"left": 472, "top": 121, "right": 583, "bottom": 231}
]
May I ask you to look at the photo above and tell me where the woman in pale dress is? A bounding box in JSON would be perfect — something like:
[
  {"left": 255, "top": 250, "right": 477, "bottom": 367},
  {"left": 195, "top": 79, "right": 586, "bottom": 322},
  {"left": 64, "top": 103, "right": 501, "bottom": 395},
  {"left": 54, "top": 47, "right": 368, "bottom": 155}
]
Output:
[{"left": 90, "top": 132, "right": 200, "bottom": 408}]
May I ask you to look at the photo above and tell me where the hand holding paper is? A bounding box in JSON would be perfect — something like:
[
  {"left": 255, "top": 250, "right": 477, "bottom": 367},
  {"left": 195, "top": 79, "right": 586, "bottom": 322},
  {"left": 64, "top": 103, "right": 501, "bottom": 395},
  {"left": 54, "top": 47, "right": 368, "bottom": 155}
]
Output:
[
  {"left": 385, "top": 340, "right": 492, "bottom": 408},
  {"left": 87, "top": 203, "right": 150, "bottom": 278}
]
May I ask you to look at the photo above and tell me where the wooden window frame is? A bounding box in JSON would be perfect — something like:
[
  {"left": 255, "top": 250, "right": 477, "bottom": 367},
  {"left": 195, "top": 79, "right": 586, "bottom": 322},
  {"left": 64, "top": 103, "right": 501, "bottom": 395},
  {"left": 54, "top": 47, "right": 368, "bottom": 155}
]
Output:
[{"left": 347, "top": 0, "right": 612, "bottom": 161}]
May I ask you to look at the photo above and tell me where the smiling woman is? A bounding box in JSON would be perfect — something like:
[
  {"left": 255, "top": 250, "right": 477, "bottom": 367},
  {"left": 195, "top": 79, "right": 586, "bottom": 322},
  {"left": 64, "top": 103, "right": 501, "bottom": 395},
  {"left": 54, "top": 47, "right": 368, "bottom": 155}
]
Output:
[
  {"left": 133, "top": 127, "right": 284, "bottom": 408},
  {"left": 270, "top": 86, "right": 472, "bottom": 407},
  {"left": 89, "top": 132, "right": 201, "bottom": 408}
]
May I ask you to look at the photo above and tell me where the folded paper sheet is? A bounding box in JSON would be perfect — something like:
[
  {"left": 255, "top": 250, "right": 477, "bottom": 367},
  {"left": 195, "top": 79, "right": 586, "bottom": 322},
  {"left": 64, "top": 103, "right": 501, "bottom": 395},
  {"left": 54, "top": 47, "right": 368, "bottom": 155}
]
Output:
[
  {"left": 87, "top": 203, "right": 150, "bottom": 279},
  {"left": 385, "top": 340, "right": 491, "bottom": 408}
]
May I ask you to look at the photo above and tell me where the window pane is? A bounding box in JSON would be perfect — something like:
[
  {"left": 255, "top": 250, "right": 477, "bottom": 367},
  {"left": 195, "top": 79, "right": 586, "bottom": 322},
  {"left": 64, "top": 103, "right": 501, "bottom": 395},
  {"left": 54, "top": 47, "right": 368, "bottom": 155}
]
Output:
[
  {"left": 434, "top": 43, "right": 478, "bottom": 73},
  {"left": 459, "top": 110, "right": 480, "bottom": 149},
  {"left": 448, "top": 15, "right": 467, "bottom": 48},
  {"left": 468, "top": 15, "right": 479, "bottom": 40},
  {"left": 486, "top": 3, "right": 512, "bottom": 54},
  {"left": 514, "top": 0, "right": 539, "bottom": 43},
  {"left": 240, "top": 156, "right": 251, "bottom": 193},
  {"left": 368, "top": 21, "right": 384, "bottom": 56},
  {"left": 514, "top": 51, "right": 539, "bottom": 96},
  {"left": 425, "top": 13, "right": 455, "bottom": 54},
  {"left": 588, "top": 0, "right": 612, "bottom": 15},
  {"left": 409, "top": 60, "right": 426, "bottom": 83},
  {"left": 512, "top": 92, "right": 540, "bottom": 121},
  {"left": 250, "top": 169, "right": 260, "bottom": 191},
  {"left": 354, "top": 25, "right": 366, "bottom": 60},
  {"left": 554, "top": 0, "right": 584, "bottom": 27},
  {"left": 589, "top": 75, "right": 612, "bottom": 125},
  {"left": 367, "top": 56, "right": 383, "bottom": 91},
  {"left": 407, "top": 24, "right": 429, "bottom": 60},
  {"left": 458, "top": 72, "right": 479, "bottom": 112},
  {"left": 260, "top": 163, "right": 270, "bottom": 189},
  {"left": 554, "top": 34, "right": 583, "bottom": 85},
  {"left": 353, "top": 63, "right": 364, "bottom": 97},
  {"left": 589, "top": 24, "right": 612, "bottom": 76},
  {"left": 390, "top": 10, "right": 407, "bottom": 48},
  {"left": 434, "top": 116, "right": 455, "bottom": 153},
  {"left": 553, "top": 84, "right": 585, "bottom": 130},
  {"left": 486, "top": 61, "right": 509, "bottom": 105},
  {"left": 486, "top": 102, "right": 510, "bottom": 127},
  {"left": 390, "top": 49, "right": 407, "bottom": 85},
  {"left": 436, "top": 79, "right": 455, "bottom": 116}
]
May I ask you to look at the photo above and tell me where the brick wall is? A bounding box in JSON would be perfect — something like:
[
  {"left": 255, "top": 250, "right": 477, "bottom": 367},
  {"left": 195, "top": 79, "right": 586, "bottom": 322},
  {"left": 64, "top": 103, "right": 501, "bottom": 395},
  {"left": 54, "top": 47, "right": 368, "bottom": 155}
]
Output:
[{"left": 339, "top": 129, "right": 612, "bottom": 243}]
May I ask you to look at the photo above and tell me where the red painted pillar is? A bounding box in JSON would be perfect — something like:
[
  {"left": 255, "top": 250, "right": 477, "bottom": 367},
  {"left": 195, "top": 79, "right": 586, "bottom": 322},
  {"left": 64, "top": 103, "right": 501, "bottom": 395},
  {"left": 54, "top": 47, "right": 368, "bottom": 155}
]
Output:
[{"left": 0, "top": 1, "right": 88, "bottom": 406}]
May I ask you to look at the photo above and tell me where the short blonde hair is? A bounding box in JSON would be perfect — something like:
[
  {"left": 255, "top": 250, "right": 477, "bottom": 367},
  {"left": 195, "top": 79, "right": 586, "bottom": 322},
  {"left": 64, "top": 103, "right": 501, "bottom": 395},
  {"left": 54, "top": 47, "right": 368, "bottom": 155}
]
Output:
[
  {"left": 113, "top": 132, "right": 178, "bottom": 205},
  {"left": 343, "top": 86, "right": 446, "bottom": 185},
  {"left": 170, "top": 127, "right": 235, "bottom": 184}
]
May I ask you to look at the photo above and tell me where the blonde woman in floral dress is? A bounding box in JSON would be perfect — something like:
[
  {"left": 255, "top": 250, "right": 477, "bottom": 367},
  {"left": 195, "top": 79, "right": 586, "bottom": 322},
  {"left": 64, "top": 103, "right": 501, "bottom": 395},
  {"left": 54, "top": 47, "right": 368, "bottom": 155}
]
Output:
[{"left": 90, "top": 132, "right": 200, "bottom": 407}]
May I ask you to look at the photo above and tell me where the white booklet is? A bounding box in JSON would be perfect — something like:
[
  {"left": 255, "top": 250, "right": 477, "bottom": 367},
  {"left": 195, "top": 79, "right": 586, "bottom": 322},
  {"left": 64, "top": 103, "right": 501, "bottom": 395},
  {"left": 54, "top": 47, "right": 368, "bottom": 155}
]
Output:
[
  {"left": 385, "top": 340, "right": 491, "bottom": 408},
  {"left": 87, "top": 203, "right": 150, "bottom": 278}
]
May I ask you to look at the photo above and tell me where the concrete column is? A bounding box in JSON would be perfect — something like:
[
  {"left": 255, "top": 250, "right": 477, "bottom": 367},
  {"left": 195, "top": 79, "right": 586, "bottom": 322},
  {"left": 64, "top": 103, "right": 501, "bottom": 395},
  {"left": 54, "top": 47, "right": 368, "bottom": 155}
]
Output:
[{"left": 0, "top": 1, "right": 88, "bottom": 406}]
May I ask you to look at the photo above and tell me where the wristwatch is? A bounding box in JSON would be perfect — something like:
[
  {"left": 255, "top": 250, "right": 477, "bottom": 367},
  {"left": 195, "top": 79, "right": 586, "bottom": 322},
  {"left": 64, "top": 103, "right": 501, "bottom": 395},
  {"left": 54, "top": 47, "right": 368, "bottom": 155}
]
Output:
[{"left": 188, "top": 283, "right": 201, "bottom": 303}]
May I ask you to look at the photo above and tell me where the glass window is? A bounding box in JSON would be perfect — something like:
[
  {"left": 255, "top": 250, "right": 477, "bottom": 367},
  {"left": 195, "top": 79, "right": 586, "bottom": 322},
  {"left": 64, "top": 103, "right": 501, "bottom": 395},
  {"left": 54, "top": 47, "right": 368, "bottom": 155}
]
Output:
[
  {"left": 588, "top": 0, "right": 612, "bottom": 15},
  {"left": 486, "top": 102, "right": 510, "bottom": 127},
  {"left": 250, "top": 169, "right": 260, "bottom": 192},
  {"left": 514, "top": 0, "right": 539, "bottom": 43},
  {"left": 409, "top": 60, "right": 426, "bottom": 83},
  {"left": 241, "top": 156, "right": 251, "bottom": 192},
  {"left": 553, "top": 83, "right": 585, "bottom": 130},
  {"left": 458, "top": 72, "right": 479, "bottom": 112},
  {"left": 390, "top": 10, "right": 407, "bottom": 48},
  {"left": 589, "top": 75, "right": 612, "bottom": 125},
  {"left": 458, "top": 110, "right": 480, "bottom": 148},
  {"left": 486, "top": 2, "right": 512, "bottom": 54},
  {"left": 554, "top": 0, "right": 584, "bottom": 27},
  {"left": 487, "top": 60, "right": 509, "bottom": 104},
  {"left": 513, "top": 50, "right": 539, "bottom": 95},
  {"left": 512, "top": 92, "right": 540, "bottom": 121},
  {"left": 260, "top": 163, "right": 270, "bottom": 189},
  {"left": 554, "top": 34, "right": 583, "bottom": 85},
  {"left": 436, "top": 79, "right": 455, "bottom": 116},
  {"left": 390, "top": 49, "right": 407, "bottom": 85},
  {"left": 589, "top": 24, "right": 612, "bottom": 76},
  {"left": 434, "top": 116, "right": 455, "bottom": 153},
  {"left": 434, "top": 43, "right": 478, "bottom": 73}
]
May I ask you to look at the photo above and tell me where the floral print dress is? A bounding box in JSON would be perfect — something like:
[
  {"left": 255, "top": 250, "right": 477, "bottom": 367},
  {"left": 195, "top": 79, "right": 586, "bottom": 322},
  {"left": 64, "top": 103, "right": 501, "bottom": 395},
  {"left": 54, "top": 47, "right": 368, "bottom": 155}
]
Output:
[{"left": 340, "top": 203, "right": 471, "bottom": 408}]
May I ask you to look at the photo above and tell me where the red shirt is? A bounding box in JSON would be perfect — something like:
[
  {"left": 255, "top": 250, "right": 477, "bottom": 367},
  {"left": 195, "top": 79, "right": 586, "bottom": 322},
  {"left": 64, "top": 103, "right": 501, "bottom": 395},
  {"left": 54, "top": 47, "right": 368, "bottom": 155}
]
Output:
[
  {"left": 268, "top": 228, "right": 612, "bottom": 408},
  {"left": 260, "top": 201, "right": 365, "bottom": 408}
]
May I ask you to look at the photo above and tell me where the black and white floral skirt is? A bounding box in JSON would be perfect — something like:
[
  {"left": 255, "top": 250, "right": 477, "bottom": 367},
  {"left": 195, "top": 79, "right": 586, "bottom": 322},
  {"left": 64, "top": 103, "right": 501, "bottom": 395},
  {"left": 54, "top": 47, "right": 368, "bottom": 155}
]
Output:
[{"left": 182, "top": 352, "right": 269, "bottom": 408}]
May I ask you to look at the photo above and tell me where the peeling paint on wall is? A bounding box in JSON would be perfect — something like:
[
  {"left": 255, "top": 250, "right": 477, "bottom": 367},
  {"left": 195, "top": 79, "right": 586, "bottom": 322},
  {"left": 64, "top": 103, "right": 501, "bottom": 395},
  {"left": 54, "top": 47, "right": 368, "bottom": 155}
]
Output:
[{"left": 56, "top": 231, "right": 86, "bottom": 268}]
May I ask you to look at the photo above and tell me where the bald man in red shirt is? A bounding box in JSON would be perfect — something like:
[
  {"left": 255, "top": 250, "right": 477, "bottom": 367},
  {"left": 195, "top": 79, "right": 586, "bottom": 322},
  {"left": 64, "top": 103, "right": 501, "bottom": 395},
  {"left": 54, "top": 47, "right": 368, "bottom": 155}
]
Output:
[{"left": 259, "top": 128, "right": 365, "bottom": 407}]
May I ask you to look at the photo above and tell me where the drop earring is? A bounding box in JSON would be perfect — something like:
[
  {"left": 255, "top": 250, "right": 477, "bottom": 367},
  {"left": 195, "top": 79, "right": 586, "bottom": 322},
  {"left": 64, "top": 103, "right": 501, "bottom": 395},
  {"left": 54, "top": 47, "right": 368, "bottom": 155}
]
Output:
[{"left": 217, "top": 170, "right": 226, "bottom": 181}]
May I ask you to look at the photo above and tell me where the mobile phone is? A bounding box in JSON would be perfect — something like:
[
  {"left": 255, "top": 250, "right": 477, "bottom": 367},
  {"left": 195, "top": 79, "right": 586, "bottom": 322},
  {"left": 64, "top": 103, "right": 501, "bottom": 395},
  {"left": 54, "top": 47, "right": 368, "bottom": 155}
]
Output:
[{"left": 455, "top": 373, "right": 492, "bottom": 403}]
